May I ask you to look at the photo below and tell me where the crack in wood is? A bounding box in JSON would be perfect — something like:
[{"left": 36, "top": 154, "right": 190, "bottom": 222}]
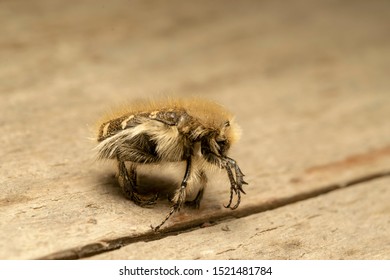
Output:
[
  {"left": 39, "top": 169, "right": 390, "bottom": 260},
  {"left": 253, "top": 226, "right": 282, "bottom": 236},
  {"left": 216, "top": 243, "right": 243, "bottom": 256}
]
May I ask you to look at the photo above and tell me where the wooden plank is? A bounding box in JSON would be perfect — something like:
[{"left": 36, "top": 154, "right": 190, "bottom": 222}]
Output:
[
  {"left": 1, "top": 0, "right": 390, "bottom": 259},
  {"left": 90, "top": 177, "right": 390, "bottom": 260}
]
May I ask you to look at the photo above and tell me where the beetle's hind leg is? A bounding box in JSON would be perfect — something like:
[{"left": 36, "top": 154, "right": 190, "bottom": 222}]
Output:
[{"left": 117, "top": 160, "right": 158, "bottom": 207}]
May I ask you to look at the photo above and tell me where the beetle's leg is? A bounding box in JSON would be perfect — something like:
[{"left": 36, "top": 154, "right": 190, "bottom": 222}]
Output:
[
  {"left": 201, "top": 149, "right": 247, "bottom": 210},
  {"left": 117, "top": 160, "right": 158, "bottom": 207},
  {"left": 222, "top": 157, "right": 247, "bottom": 210},
  {"left": 117, "top": 160, "right": 134, "bottom": 199},
  {"left": 223, "top": 164, "right": 238, "bottom": 209},
  {"left": 225, "top": 156, "right": 248, "bottom": 194},
  {"left": 152, "top": 157, "right": 192, "bottom": 231}
]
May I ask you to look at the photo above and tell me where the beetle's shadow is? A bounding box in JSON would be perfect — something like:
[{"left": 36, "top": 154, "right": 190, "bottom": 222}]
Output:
[
  {"left": 97, "top": 170, "right": 180, "bottom": 202},
  {"left": 137, "top": 173, "right": 179, "bottom": 199}
]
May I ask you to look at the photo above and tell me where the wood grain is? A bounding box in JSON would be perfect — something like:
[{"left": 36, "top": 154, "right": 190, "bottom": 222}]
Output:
[
  {"left": 1, "top": 0, "right": 389, "bottom": 259},
  {"left": 90, "top": 177, "right": 390, "bottom": 260}
]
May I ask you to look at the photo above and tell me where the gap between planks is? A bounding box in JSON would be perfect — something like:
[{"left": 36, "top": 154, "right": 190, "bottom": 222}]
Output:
[{"left": 40, "top": 169, "right": 390, "bottom": 260}]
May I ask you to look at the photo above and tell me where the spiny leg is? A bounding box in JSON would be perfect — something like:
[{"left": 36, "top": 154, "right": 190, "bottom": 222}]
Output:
[
  {"left": 224, "top": 164, "right": 238, "bottom": 209},
  {"left": 117, "top": 160, "right": 157, "bottom": 206},
  {"left": 223, "top": 157, "right": 247, "bottom": 210},
  {"left": 225, "top": 156, "right": 248, "bottom": 193},
  {"left": 203, "top": 151, "right": 247, "bottom": 210},
  {"left": 117, "top": 160, "right": 133, "bottom": 199},
  {"left": 152, "top": 157, "right": 192, "bottom": 231}
]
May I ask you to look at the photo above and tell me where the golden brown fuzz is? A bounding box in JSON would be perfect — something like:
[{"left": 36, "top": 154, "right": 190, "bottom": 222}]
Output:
[{"left": 95, "top": 97, "right": 247, "bottom": 231}]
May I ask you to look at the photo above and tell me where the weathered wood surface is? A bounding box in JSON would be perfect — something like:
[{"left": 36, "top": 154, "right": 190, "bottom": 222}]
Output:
[
  {"left": 91, "top": 177, "right": 390, "bottom": 260},
  {"left": 1, "top": 0, "right": 390, "bottom": 259}
]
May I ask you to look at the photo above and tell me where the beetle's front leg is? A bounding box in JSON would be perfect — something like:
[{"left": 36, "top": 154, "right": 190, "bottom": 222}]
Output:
[
  {"left": 222, "top": 157, "right": 247, "bottom": 209},
  {"left": 225, "top": 156, "right": 248, "bottom": 193},
  {"left": 202, "top": 148, "right": 248, "bottom": 210},
  {"left": 203, "top": 151, "right": 247, "bottom": 210},
  {"left": 223, "top": 163, "right": 238, "bottom": 209}
]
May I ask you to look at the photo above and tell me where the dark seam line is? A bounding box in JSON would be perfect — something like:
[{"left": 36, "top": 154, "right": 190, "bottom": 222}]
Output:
[{"left": 39, "top": 169, "right": 390, "bottom": 260}]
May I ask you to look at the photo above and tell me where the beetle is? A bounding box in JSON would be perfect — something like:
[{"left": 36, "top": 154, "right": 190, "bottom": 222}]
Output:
[{"left": 95, "top": 97, "right": 247, "bottom": 230}]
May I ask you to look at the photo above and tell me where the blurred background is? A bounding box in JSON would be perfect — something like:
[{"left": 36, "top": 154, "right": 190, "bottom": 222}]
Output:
[
  {"left": 1, "top": 0, "right": 390, "bottom": 259},
  {"left": 2, "top": 0, "right": 389, "bottom": 149},
  {"left": 2, "top": 0, "right": 389, "bottom": 177}
]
